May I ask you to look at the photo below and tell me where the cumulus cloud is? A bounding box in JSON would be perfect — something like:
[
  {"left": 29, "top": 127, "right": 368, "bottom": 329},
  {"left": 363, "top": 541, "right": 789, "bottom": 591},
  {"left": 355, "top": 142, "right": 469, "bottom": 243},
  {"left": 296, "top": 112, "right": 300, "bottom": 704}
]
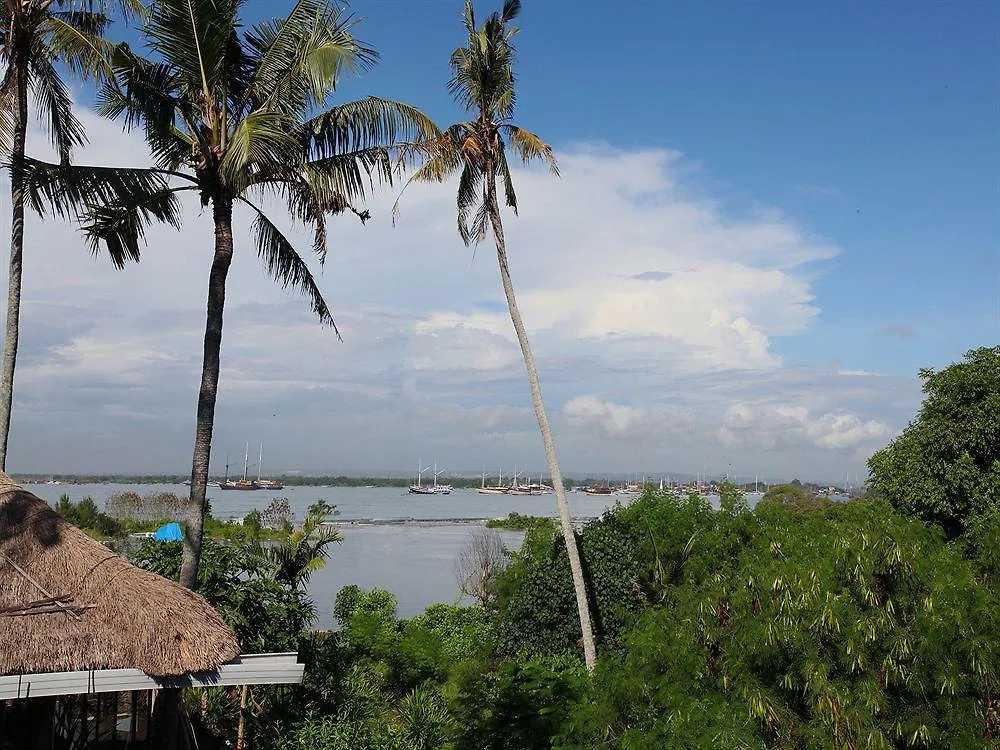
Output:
[
  {"left": 719, "top": 401, "right": 891, "bottom": 452},
  {"left": 563, "top": 396, "right": 651, "bottom": 439},
  {"left": 0, "top": 106, "right": 919, "bottom": 480}
]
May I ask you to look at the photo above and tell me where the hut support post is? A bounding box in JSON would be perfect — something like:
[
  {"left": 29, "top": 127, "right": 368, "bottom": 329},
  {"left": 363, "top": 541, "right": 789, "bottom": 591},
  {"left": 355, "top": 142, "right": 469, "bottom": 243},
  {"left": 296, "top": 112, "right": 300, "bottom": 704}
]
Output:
[
  {"left": 151, "top": 689, "right": 181, "bottom": 750},
  {"left": 235, "top": 685, "right": 250, "bottom": 750}
]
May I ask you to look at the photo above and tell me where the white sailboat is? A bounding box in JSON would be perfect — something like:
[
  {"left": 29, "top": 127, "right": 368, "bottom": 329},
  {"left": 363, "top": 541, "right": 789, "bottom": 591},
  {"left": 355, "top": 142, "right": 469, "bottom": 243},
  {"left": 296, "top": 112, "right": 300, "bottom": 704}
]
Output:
[
  {"left": 432, "top": 462, "right": 452, "bottom": 494},
  {"left": 409, "top": 460, "right": 435, "bottom": 494},
  {"left": 478, "top": 467, "right": 507, "bottom": 495}
]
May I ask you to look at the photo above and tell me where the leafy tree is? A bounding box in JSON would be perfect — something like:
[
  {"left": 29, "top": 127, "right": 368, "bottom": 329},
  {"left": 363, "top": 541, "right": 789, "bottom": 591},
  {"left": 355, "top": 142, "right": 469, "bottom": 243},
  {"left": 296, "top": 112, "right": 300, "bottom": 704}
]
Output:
[
  {"left": 28, "top": 0, "right": 437, "bottom": 589},
  {"left": 55, "top": 493, "right": 123, "bottom": 537},
  {"left": 0, "top": 0, "right": 139, "bottom": 468},
  {"left": 762, "top": 482, "right": 812, "bottom": 505},
  {"left": 868, "top": 346, "right": 1000, "bottom": 537},
  {"left": 395, "top": 0, "right": 596, "bottom": 671},
  {"left": 718, "top": 478, "right": 747, "bottom": 513},
  {"left": 557, "top": 497, "right": 1000, "bottom": 749},
  {"left": 496, "top": 509, "right": 643, "bottom": 659}
]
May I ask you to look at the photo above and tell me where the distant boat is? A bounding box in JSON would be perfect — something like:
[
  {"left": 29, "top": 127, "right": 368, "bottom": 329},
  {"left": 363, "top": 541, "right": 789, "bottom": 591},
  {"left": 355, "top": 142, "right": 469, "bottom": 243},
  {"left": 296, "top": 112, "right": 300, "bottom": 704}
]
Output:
[
  {"left": 583, "top": 482, "right": 616, "bottom": 495},
  {"left": 252, "top": 443, "right": 284, "bottom": 490},
  {"left": 409, "top": 459, "right": 436, "bottom": 494},
  {"left": 220, "top": 445, "right": 259, "bottom": 491},
  {"left": 478, "top": 467, "right": 507, "bottom": 495},
  {"left": 430, "top": 462, "right": 452, "bottom": 494},
  {"left": 522, "top": 473, "right": 551, "bottom": 495}
]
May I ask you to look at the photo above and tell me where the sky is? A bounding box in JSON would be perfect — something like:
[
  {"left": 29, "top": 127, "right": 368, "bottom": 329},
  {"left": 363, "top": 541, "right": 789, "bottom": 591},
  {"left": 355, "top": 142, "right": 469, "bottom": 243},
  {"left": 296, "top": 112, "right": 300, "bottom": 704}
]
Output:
[{"left": 0, "top": 0, "right": 996, "bottom": 483}]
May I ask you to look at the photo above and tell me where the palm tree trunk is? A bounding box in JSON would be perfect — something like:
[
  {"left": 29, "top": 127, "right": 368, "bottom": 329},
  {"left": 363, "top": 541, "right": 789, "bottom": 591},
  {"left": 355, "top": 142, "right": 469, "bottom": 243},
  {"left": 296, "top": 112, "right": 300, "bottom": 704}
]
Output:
[
  {"left": 0, "top": 65, "right": 29, "bottom": 470},
  {"left": 180, "top": 197, "right": 234, "bottom": 589},
  {"left": 485, "top": 172, "right": 597, "bottom": 671}
]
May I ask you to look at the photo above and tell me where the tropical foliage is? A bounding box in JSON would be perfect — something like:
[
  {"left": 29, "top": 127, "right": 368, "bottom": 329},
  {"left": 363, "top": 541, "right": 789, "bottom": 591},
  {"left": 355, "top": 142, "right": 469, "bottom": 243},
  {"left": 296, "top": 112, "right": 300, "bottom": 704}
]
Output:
[{"left": 868, "top": 346, "right": 1000, "bottom": 538}]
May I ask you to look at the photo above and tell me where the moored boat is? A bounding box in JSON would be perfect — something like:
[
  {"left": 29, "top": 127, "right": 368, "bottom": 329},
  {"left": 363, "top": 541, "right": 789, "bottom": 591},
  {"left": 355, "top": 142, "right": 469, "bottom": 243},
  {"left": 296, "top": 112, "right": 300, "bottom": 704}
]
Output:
[
  {"left": 254, "top": 479, "right": 284, "bottom": 490},
  {"left": 409, "top": 459, "right": 435, "bottom": 494},
  {"left": 583, "top": 482, "right": 616, "bottom": 495},
  {"left": 478, "top": 467, "right": 508, "bottom": 495},
  {"left": 219, "top": 445, "right": 259, "bottom": 490}
]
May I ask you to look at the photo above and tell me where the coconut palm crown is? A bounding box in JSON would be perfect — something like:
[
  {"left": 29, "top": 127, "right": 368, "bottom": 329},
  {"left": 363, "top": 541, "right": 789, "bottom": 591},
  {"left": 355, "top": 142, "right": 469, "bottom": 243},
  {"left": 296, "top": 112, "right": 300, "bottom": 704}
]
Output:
[
  {"left": 396, "top": 0, "right": 596, "bottom": 671},
  {"left": 26, "top": 0, "right": 439, "bottom": 588},
  {"left": 0, "top": 0, "right": 141, "bottom": 470}
]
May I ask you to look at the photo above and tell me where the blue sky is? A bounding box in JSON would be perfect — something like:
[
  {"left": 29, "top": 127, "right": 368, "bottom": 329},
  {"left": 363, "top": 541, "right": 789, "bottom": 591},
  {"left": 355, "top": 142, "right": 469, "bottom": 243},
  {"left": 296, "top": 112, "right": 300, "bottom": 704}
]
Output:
[
  {"left": 1, "top": 0, "right": 996, "bottom": 481},
  {"left": 334, "top": 0, "right": 999, "bottom": 373}
]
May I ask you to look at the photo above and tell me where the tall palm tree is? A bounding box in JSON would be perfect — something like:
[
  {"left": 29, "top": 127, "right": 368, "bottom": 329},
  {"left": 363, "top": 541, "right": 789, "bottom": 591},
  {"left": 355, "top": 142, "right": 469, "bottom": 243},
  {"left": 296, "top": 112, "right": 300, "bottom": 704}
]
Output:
[
  {"left": 395, "top": 0, "right": 596, "bottom": 670},
  {"left": 0, "top": 0, "right": 139, "bottom": 470},
  {"left": 26, "top": 0, "right": 438, "bottom": 589}
]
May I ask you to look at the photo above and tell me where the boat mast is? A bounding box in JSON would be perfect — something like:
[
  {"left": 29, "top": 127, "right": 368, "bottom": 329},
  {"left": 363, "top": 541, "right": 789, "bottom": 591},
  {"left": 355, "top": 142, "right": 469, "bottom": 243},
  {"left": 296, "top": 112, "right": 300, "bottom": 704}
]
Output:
[
  {"left": 243, "top": 443, "right": 249, "bottom": 481},
  {"left": 258, "top": 443, "right": 263, "bottom": 482}
]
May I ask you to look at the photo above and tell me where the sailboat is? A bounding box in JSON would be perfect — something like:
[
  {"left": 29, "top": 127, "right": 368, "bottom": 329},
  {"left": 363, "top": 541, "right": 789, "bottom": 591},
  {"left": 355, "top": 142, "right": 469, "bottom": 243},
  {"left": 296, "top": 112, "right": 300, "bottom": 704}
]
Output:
[
  {"left": 253, "top": 444, "right": 283, "bottom": 490},
  {"left": 431, "top": 462, "right": 452, "bottom": 494},
  {"left": 219, "top": 444, "right": 258, "bottom": 490},
  {"left": 478, "top": 468, "right": 507, "bottom": 495},
  {"left": 409, "top": 460, "right": 436, "bottom": 494},
  {"left": 522, "top": 472, "right": 551, "bottom": 495}
]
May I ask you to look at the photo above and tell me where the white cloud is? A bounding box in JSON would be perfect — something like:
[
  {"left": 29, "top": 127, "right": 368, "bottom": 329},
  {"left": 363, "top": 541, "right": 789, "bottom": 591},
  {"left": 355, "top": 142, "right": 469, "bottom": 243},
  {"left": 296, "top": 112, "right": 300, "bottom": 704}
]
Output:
[
  {"left": 0, "top": 105, "right": 920, "bottom": 480},
  {"left": 720, "top": 400, "right": 892, "bottom": 452}
]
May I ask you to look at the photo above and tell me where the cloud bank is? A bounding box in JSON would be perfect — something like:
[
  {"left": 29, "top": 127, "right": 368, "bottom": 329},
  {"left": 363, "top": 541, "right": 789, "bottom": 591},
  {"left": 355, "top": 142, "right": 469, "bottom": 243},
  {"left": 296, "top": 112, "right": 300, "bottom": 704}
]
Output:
[{"left": 0, "top": 109, "right": 921, "bottom": 481}]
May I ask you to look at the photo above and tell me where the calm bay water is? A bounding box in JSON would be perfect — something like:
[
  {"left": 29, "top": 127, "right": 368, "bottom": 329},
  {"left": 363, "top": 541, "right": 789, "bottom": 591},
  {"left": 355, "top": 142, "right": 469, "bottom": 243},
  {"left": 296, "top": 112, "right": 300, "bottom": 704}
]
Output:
[{"left": 26, "top": 482, "right": 633, "bottom": 627}]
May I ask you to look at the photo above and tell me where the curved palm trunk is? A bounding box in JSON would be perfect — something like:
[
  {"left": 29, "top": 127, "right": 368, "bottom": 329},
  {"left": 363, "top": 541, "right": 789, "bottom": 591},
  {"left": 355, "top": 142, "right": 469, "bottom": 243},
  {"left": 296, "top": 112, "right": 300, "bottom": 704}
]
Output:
[
  {"left": 485, "top": 173, "right": 597, "bottom": 671},
  {"left": 0, "top": 64, "right": 29, "bottom": 470},
  {"left": 180, "top": 198, "right": 234, "bottom": 589}
]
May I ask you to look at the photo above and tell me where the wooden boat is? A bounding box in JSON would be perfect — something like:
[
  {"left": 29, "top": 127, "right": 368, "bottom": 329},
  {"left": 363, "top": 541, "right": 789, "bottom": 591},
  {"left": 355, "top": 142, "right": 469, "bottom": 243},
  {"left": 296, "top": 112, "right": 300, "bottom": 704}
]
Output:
[
  {"left": 478, "top": 468, "right": 507, "bottom": 495},
  {"left": 219, "top": 445, "right": 259, "bottom": 490}
]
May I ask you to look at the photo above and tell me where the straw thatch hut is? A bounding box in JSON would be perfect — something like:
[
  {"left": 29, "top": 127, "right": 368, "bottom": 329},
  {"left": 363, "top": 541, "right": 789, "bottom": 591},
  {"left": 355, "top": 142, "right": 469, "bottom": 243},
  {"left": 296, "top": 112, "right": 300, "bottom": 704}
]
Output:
[{"left": 0, "top": 473, "right": 302, "bottom": 749}]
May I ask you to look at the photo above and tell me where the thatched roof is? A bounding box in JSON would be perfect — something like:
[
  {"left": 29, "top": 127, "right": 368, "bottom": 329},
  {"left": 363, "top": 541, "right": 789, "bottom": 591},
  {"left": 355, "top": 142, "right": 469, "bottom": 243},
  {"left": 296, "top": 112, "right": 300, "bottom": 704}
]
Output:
[{"left": 0, "top": 474, "right": 239, "bottom": 677}]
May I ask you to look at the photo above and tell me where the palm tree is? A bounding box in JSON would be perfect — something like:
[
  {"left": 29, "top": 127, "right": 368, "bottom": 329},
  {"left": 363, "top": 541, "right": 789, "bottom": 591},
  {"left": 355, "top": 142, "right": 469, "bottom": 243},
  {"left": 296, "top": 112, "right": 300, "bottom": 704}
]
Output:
[
  {"left": 243, "top": 508, "right": 342, "bottom": 590},
  {"left": 395, "top": 0, "right": 596, "bottom": 670},
  {"left": 26, "top": 0, "right": 438, "bottom": 589},
  {"left": 0, "top": 0, "right": 139, "bottom": 470}
]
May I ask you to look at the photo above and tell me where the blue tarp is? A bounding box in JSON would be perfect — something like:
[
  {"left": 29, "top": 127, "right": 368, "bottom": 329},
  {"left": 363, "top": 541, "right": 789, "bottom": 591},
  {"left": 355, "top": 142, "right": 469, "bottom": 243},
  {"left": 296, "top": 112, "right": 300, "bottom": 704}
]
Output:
[{"left": 153, "top": 522, "right": 183, "bottom": 541}]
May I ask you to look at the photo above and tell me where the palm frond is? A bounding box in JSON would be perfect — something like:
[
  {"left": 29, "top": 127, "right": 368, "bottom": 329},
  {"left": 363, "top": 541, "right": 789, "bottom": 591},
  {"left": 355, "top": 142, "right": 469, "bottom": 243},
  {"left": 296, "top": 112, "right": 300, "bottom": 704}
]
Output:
[
  {"left": 501, "top": 0, "right": 522, "bottom": 23},
  {"left": 243, "top": 0, "right": 375, "bottom": 114},
  {"left": 42, "top": 12, "right": 115, "bottom": 81},
  {"left": 220, "top": 109, "right": 300, "bottom": 193},
  {"left": 456, "top": 162, "right": 486, "bottom": 246},
  {"left": 28, "top": 52, "right": 87, "bottom": 159},
  {"left": 144, "top": 0, "right": 240, "bottom": 97},
  {"left": 498, "top": 148, "right": 517, "bottom": 214},
  {"left": 502, "top": 124, "right": 559, "bottom": 175},
  {"left": 303, "top": 145, "right": 392, "bottom": 201},
  {"left": 0, "top": 66, "right": 15, "bottom": 156},
  {"left": 297, "top": 97, "right": 440, "bottom": 162},
  {"left": 97, "top": 45, "right": 194, "bottom": 170},
  {"left": 390, "top": 148, "right": 462, "bottom": 226},
  {"left": 241, "top": 197, "right": 340, "bottom": 337},
  {"left": 82, "top": 186, "right": 187, "bottom": 268},
  {"left": 20, "top": 156, "right": 180, "bottom": 221},
  {"left": 469, "top": 189, "right": 491, "bottom": 246}
]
